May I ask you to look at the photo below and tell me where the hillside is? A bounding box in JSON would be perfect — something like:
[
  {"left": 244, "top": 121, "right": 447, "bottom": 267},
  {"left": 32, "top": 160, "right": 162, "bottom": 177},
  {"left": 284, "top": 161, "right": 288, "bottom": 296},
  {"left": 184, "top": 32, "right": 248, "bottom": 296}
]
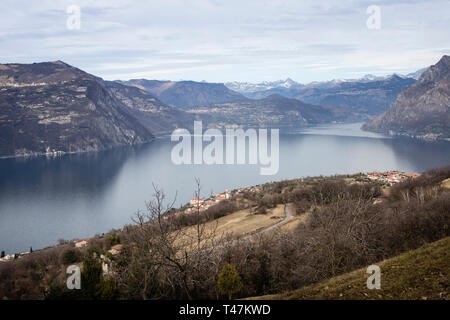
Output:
[
  {"left": 0, "top": 61, "right": 154, "bottom": 158},
  {"left": 363, "top": 55, "right": 450, "bottom": 140},
  {"left": 118, "top": 79, "right": 245, "bottom": 109},
  {"left": 249, "top": 237, "right": 450, "bottom": 300},
  {"left": 1, "top": 166, "right": 449, "bottom": 300},
  {"left": 187, "top": 93, "right": 364, "bottom": 128},
  {"left": 104, "top": 81, "right": 197, "bottom": 134}
]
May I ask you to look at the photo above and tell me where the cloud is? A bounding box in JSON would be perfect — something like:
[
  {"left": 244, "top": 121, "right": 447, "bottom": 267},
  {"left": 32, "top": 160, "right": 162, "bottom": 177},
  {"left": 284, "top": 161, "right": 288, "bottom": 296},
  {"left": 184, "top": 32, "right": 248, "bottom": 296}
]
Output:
[{"left": 0, "top": 0, "right": 449, "bottom": 82}]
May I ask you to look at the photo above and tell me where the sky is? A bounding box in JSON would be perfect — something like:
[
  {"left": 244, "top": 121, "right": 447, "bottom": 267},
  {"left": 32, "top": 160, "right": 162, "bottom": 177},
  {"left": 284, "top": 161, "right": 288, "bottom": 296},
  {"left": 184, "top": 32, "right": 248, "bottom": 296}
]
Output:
[{"left": 0, "top": 0, "right": 449, "bottom": 83}]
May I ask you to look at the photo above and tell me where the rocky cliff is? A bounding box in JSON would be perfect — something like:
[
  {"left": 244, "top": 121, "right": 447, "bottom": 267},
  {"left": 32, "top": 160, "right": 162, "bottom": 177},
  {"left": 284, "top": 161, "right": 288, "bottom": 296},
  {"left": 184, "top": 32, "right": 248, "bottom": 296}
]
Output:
[
  {"left": 363, "top": 56, "right": 450, "bottom": 140},
  {"left": 105, "top": 81, "right": 197, "bottom": 134}
]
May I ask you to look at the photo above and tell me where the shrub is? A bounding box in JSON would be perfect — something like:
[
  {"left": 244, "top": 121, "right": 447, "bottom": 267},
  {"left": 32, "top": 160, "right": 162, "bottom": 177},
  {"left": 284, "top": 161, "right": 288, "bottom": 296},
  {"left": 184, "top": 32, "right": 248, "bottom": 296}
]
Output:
[
  {"left": 60, "top": 248, "right": 80, "bottom": 265},
  {"left": 107, "top": 233, "right": 120, "bottom": 247}
]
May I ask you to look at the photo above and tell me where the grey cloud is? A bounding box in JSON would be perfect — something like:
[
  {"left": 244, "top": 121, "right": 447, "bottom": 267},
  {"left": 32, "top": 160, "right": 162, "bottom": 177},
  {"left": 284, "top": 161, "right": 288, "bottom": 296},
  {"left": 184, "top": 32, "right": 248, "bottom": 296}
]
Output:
[{"left": 0, "top": 0, "right": 448, "bottom": 82}]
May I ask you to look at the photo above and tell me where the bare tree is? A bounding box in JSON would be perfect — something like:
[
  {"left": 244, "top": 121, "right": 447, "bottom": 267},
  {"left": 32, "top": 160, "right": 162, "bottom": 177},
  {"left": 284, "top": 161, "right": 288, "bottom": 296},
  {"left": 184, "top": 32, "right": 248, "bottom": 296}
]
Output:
[{"left": 114, "top": 180, "right": 220, "bottom": 299}]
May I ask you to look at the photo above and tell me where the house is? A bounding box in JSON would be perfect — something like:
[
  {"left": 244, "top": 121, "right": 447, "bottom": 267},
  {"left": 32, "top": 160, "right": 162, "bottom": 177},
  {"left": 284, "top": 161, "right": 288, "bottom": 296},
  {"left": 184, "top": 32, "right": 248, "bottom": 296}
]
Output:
[
  {"left": 215, "top": 193, "right": 226, "bottom": 202},
  {"left": 1, "top": 254, "right": 14, "bottom": 261},
  {"left": 366, "top": 170, "right": 421, "bottom": 185},
  {"left": 108, "top": 244, "right": 123, "bottom": 255},
  {"left": 75, "top": 240, "right": 89, "bottom": 248},
  {"left": 190, "top": 198, "right": 204, "bottom": 206},
  {"left": 215, "top": 190, "right": 231, "bottom": 202},
  {"left": 406, "top": 173, "right": 421, "bottom": 178}
]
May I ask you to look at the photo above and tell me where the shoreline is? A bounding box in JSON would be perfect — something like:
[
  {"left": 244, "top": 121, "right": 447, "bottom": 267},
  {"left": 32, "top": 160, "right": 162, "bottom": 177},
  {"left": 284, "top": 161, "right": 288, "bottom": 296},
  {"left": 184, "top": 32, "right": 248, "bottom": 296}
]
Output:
[
  {"left": 0, "top": 168, "right": 426, "bottom": 259},
  {"left": 2, "top": 122, "right": 449, "bottom": 161}
]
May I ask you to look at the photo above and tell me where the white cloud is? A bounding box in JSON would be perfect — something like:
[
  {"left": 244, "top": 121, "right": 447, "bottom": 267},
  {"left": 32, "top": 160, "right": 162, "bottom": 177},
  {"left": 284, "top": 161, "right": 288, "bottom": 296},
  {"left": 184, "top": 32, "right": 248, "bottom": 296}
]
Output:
[{"left": 0, "top": 0, "right": 449, "bottom": 82}]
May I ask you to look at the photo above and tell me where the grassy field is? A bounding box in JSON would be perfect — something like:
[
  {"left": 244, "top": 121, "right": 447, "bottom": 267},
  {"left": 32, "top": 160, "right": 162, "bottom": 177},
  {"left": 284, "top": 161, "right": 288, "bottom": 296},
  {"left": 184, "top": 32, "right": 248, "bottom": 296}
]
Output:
[
  {"left": 210, "top": 204, "right": 286, "bottom": 237},
  {"left": 441, "top": 178, "right": 450, "bottom": 189},
  {"left": 176, "top": 204, "right": 287, "bottom": 248},
  {"left": 248, "top": 237, "right": 450, "bottom": 300}
]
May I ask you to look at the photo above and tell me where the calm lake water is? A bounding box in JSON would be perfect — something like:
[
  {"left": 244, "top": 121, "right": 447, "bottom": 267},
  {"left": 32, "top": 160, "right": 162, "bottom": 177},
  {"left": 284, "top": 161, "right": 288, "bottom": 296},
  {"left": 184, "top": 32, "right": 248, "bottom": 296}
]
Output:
[{"left": 1, "top": 123, "right": 450, "bottom": 254}]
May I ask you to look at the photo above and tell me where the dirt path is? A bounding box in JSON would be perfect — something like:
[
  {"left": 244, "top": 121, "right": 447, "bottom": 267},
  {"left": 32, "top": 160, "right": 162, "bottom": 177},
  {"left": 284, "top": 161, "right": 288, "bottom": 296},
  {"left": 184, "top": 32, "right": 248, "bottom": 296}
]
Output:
[{"left": 241, "top": 203, "right": 293, "bottom": 240}]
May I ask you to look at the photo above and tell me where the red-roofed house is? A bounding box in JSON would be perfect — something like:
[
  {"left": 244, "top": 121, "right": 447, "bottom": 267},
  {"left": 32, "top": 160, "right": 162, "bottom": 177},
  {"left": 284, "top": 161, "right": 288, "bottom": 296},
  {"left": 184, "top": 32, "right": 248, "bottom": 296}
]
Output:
[
  {"left": 75, "top": 240, "right": 88, "bottom": 248},
  {"left": 108, "top": 244, "right": 123, "bottom": 255}
]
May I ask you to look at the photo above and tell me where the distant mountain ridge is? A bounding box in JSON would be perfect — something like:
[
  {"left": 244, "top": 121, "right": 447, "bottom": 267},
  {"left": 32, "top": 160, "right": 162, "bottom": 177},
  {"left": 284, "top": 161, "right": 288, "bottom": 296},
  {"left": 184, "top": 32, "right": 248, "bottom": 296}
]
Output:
[
  {"left": 225, "top": 78, "right": 298, "bottom": 93},
  {"left": 120, "top": 72, "right": 419, "bottom": 117},
  {"left": 225, "top": 69, "right": 426, "bottom": 93},
  {"left": 226, "top": 74, "right": 418, "bottom": 116},
  {"left": 118, "top": 79, "right": 245, "bottom": 109},
  {"left": 363, "top": 55, "right": 450, "bottom": 141},
  {"left": 186, "top": 93, "right": 365, "bottom": 129}
]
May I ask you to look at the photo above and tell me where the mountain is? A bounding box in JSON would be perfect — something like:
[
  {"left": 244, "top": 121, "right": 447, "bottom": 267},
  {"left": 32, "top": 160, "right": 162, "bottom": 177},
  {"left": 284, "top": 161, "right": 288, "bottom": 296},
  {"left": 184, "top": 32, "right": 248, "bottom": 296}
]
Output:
[
  {"left": 118, "top": 79, "right": 245, "bottom": 109},
  {"left": 362, "top": 55, "right": 450, "bottom": 141},
  {"left": 226, "top": 75, "right": 416, "bottom": 116},
  {"left": 295, "top": 75, "right": 417, "bottom": 116},
  {"left": 104, "top": 81, "right": 197, "bottom": 134},
  {"left": 0, "top": 61, "right": 158, "bottom": 158},
  {"left": 186, "top": 94, "right": 364, "bottom": 128},
  {"left": 406, "top": 67, "right": 428, "bottom": 80},
  {"left": 225, "top": 78, "right": 298, "bottom": 93}
]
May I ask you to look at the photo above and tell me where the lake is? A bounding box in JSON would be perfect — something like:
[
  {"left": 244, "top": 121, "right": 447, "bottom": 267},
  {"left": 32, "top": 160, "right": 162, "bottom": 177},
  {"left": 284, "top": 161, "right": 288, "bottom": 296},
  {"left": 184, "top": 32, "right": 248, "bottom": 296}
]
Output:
[{"left": 1, "top": 122, "right": 449, "bottom": 254}]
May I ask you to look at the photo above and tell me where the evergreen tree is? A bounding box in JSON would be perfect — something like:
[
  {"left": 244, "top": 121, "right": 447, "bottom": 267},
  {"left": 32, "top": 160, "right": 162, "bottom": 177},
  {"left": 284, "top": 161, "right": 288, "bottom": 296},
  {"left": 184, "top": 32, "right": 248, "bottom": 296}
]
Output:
[
  {"left": 217, "top": 264, "right": 243, "bottom": 300},
  {"left": 81, "top": 256, "right": 102, "bottom": 299}
]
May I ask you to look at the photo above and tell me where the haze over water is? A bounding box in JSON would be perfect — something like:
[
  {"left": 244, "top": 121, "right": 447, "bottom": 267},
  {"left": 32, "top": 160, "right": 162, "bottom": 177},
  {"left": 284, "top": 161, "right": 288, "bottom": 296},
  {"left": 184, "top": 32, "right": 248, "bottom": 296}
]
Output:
[{"left": 1, "top": 123, "right": 449, "bottom": 254}]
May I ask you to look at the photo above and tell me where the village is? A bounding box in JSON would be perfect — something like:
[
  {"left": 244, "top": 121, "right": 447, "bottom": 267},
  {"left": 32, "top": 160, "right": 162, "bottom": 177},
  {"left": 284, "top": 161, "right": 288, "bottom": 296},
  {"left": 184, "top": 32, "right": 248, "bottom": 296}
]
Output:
[
  {"left": 168, "top": 185, "right": 262, "bottom": 218},
  {"left": 364, "top": 170, "right": 421, "bottom": 185}
]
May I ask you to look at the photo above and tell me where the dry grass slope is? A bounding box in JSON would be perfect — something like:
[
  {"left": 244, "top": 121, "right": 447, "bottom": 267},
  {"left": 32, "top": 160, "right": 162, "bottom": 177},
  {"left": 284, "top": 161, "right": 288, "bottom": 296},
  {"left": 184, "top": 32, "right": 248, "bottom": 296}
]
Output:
[
  {"left": 248, "top": 237, "right": 450, "bottom": 300},
  {"left": 441, "top": 178, "right": 450, "bottom": 189},
  {"left": 179, "top": 204, "right": 286, "bottom": 248}
]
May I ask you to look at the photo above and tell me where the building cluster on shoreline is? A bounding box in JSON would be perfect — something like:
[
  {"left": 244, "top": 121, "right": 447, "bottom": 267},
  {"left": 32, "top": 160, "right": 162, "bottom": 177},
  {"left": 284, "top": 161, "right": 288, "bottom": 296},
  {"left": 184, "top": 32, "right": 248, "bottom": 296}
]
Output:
[
  {"left": 365, "top": 170, "right": 421, "bottom": 185},
  {"left": 169, "top": 186, "right": 262, "bottom": 218}
]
